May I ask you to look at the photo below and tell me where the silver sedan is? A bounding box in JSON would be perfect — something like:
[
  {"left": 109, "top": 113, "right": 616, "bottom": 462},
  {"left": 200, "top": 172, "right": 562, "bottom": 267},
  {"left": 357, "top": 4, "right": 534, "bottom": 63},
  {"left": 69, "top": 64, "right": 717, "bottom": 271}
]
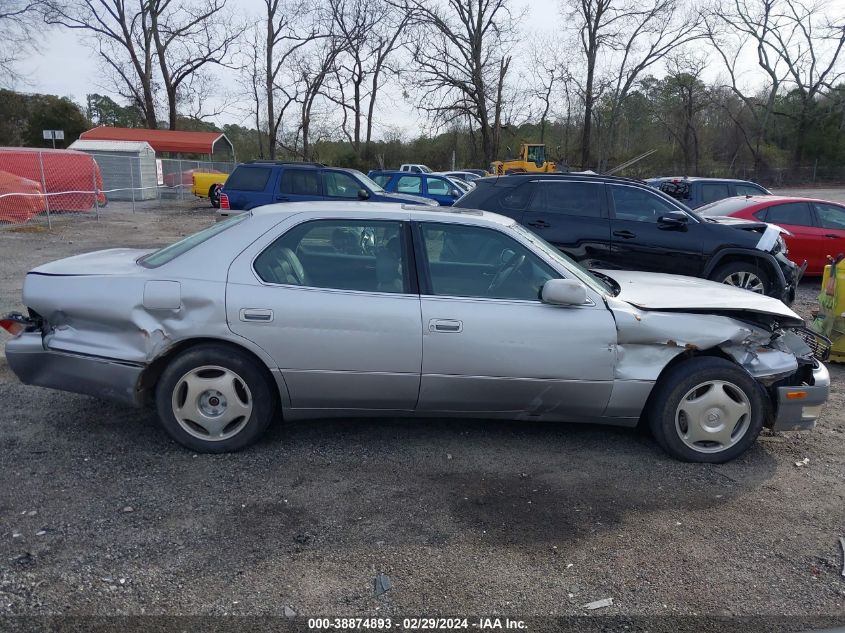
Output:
[{"left": 2, "top": 202, "right": 830, "bottom": 462}]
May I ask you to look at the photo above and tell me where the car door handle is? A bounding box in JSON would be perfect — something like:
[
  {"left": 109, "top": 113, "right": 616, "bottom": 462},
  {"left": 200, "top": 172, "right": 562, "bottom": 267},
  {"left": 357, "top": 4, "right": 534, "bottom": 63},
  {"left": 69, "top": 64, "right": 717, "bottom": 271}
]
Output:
[
  {"left": 240, "top": 308, "right": 274, "bottom": 323},
  {"left": 275, "top": 196, "right": 289, "bottom": 202},
  {"left": 613, "top": 230, "right": 636, "bottom": 239},
  {"left": 429, "top": 319, "right": 463, "bottom": 333},
  {"left": 527, "top": 220, "right": 550, "bottom": 228},
  {"left": 825, "top": 234, "right": 840, "bottom": 239}
]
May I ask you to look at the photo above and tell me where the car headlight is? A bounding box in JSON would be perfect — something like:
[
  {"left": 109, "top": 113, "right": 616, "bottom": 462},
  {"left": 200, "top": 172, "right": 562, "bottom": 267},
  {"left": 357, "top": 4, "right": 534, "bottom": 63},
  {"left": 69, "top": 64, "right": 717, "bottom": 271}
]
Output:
[{"left": 777, "top": 234, "right": 788, "bottom": 256}]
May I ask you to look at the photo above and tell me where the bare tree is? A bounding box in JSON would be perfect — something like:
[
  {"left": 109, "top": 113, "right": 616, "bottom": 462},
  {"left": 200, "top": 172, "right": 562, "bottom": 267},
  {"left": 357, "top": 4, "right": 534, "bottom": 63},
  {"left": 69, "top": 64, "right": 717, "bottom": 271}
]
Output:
[
  {"left": 46, "top": 0, "right": 159, "bottom": 127},
  {"left": 0, "top": 1, "right": 43, "bottom": 86},
  {"left": 403, "top": 0, "right": 520, "bottom": 165},
  {"left": 46, "top": 0, "right": 236, "bottom": 130},
  {"left": 566, "top": 0, "right": 700, "bottom": 168},
  {"left": 325, "top": 0, "right": 411, "bottom": 160},
  {"left": 291, "top": 33, "right": 342, "bottom": 160}
]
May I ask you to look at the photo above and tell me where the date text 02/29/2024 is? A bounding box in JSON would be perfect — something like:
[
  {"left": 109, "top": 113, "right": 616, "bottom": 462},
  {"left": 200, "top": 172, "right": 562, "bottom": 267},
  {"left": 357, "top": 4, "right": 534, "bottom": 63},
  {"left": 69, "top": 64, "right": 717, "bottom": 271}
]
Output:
[{"left": 307, "top": 617, "right": 528, "bottom": 630}]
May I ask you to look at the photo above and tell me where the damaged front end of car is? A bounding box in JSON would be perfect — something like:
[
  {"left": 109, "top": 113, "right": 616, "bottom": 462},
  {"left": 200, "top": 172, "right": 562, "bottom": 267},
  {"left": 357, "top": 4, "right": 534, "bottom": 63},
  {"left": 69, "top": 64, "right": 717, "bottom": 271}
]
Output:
[{"left": 605, "top": 295, "right": 831, "bottom": 432}]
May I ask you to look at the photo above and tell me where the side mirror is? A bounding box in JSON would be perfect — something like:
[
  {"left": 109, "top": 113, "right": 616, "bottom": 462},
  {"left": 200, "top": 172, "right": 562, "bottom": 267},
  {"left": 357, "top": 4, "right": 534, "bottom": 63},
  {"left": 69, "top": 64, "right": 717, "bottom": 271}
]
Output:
[
  {"left": 541, "top": 279, "right": 587, "bottom": 306},
  {"left": 357, "top": 189, "right": 370, "bottom": 201},
  {"left": 658, "top": 210, "right": 689, "bottom": 229},
  {"left": 449, "top": 188, "right": 461, "bottom": 198}
]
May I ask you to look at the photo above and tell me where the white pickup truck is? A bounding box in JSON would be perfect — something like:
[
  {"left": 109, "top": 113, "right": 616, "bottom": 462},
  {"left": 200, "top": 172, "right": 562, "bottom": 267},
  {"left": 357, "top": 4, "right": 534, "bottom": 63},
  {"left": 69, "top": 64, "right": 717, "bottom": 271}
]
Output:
[{"left": 399, "top": 164, "right": 433, "bottom": 173}]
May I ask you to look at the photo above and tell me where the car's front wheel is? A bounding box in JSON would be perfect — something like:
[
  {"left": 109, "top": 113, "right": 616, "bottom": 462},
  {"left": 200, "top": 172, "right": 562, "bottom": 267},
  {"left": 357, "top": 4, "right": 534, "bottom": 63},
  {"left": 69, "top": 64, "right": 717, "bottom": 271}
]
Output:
[
  {"left": 155, "top": 344, "right": 276, "bottom": 452},
  {"left": 647, "top": 357, "right": 765, "bottom": 463},
  {"left": 711, "top": 261, "right": 771, "bottom": 295}
]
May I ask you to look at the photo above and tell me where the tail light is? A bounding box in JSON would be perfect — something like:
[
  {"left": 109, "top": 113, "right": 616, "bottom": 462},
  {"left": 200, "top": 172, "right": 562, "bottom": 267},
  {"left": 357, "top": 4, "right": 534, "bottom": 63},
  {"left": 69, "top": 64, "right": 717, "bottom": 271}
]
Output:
[
  {"left": 220, "top": 193, "right": 230, "bottom": 210},
  {"left": 1, "top": 313, "right": 34, "bottom": 337}
]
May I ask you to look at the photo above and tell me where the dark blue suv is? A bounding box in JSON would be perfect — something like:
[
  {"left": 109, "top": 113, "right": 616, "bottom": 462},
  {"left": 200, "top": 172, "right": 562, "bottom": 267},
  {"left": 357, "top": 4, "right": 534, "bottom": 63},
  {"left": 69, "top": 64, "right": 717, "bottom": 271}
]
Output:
[{"left": 220, "top": 161, "right": 435, "bottom": 212}]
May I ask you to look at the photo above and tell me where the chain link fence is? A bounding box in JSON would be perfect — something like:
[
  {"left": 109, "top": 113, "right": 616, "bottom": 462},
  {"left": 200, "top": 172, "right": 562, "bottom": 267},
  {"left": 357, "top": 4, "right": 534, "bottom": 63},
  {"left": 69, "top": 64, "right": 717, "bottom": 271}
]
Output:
[{"left": 0, "top": 148, "right": 235, "bottom": 229}]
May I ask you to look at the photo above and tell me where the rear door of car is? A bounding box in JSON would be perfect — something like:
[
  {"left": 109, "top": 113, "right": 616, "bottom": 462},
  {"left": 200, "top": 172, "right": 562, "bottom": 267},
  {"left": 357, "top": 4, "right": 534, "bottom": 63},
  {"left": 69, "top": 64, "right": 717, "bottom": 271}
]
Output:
[
  {"left": 226, "top": 214, "right": 422, "bottom": 411},
  {"left": 519, "top": 180, "right": 612, "bottom": 268},
  {"left": 607, "top": 183, "right": 704, "bottom": 276},
  {"left": 755, "top": 202, "right": 823, "bottom": 273},
  {"left": 697, "top": 181, "right": 732, "bottom": 208}
]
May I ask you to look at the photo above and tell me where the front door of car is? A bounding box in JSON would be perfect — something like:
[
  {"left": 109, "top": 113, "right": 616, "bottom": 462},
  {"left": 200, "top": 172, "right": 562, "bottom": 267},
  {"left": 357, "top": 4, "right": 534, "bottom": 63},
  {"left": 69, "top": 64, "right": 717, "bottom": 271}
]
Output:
[
  {"left": 520, "top": 180, "right": 611, "bottom": 268},
  {"left": 226, "top": 217, "right": 422, "bottom": 410},
  {"left": 424, "top": 176, "right": 459, "bottom": 206},
  {"left": 608, "top": 183, "right": 704, "bottom": 276},
  {"left": 413, "top": 220, "right": 616, "bottom": 418},
  {"left": 323, "top": 170, "right": 365, "bottom": 201},
  {"left": 276, "top": 168, "right": 323, "bottom": 202},
  {"left": 812, "top": 202, "right": 845, "bottom": 272},
  {"left": 760, "top": 202, "right": 824, "bottom": 273}
]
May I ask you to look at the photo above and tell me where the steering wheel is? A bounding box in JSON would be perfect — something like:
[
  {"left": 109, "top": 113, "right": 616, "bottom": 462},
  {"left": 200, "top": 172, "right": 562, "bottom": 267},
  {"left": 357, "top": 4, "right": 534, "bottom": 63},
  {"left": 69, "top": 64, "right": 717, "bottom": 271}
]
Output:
[{"left": 487, "top": 252, "right": 526, "bottom": 293}]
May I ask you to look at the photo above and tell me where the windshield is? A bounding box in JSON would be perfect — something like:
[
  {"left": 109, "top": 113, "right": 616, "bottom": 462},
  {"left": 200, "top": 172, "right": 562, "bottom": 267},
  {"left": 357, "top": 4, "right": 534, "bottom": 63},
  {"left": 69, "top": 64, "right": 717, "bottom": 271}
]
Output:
[
  {"left": 139, "top": 213, "right": 248, "bottom": 268},
  {"left": 352, "top": 170, "right": 385, "bottom": 193},
  {"left": 511, "top": 223, "right": 614, "bottom": 295}
]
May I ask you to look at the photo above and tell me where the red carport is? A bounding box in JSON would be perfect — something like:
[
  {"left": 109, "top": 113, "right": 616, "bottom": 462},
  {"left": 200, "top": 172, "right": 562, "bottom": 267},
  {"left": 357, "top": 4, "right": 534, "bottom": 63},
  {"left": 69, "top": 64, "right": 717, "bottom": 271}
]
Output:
[{"left": 79, "top": 127, "right": 235, "bottom": 161}]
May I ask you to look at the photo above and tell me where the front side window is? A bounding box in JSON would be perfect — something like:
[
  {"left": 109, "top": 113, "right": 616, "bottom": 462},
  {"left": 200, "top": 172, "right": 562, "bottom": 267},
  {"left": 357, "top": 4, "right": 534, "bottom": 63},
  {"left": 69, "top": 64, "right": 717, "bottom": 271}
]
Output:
[
  {"left": 529, "top": 181, "right": 603, "bottom": 217},
  {"left": 498, "top": 184, "right": 533, "bottom": 212},
  {"left": 324, "top": 171, "right": 361, "bottom": 198},
  {"left": 255, "top": 220, "right": 408, "bottom": 293},
  {"left": 766, "top": 202, "right": 814, "bottom": 227},
  {"left": 814, "top": 203, "right": 845, "bottom": 230},
  {"left": 427, "top": 177, "right": 451, "bottom": 195},
  {"left": 700, "top": 183, "right": 730, "bottom": 204},
  {"left": 396, "top": 175, "right": 423, "bottom": 194},
  {"left": 225, "top": 166, "right": 271, "bottom": 192},
  {"left": 279, "top": 169, "right": 320, "bottom": 195},
  {"left": 610, "top": 185, "right": 678, "bottom": 222},
  {"left": 420, "top": 222, "right": 557, "bottom": 301}
]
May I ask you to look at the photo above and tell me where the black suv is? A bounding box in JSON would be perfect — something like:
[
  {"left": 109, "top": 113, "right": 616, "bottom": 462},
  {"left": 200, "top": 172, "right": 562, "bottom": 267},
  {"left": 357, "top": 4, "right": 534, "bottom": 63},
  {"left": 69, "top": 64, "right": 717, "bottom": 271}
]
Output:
[{"left": 453, "top": 174, "right": 799, "bottom": 302}]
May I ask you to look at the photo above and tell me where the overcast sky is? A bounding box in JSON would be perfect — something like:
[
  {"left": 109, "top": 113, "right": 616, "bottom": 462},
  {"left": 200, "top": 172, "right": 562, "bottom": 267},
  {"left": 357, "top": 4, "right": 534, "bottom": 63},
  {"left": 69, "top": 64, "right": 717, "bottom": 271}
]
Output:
[{"left": 15, "top": 0, "right": 845, "bottom": 138}]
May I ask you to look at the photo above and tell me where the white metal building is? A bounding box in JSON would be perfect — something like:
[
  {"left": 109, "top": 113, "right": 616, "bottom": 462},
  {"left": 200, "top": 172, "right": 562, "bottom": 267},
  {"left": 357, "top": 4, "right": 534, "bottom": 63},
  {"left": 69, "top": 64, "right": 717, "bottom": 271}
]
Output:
[{"left": 67, "top": 139, "right": 157, "bottom": 201}]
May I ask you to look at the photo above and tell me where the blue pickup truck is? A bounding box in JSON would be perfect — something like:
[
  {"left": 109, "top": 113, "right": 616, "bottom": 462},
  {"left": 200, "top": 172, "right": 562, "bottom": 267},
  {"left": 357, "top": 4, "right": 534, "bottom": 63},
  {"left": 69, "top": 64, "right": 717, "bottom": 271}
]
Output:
[{"left": 220, "top": 161, "right": 435, "bottom": 213}]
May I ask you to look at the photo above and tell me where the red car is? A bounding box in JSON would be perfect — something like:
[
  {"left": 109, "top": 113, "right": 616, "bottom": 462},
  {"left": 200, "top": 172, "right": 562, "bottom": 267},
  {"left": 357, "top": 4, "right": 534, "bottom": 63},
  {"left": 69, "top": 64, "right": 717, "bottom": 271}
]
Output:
[{"left": 699, "top": 195, "right": 845, "bottom": 276}]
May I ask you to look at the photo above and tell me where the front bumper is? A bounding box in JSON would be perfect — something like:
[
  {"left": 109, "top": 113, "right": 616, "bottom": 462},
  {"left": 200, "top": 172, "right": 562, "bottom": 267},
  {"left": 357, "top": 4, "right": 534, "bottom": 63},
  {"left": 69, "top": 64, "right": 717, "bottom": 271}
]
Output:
[
  {"left": 770, "top": 361, "right": 830, "bottom": 431},
  {"left": 5, "top": 332, "right": 144, "bottom": 407}
]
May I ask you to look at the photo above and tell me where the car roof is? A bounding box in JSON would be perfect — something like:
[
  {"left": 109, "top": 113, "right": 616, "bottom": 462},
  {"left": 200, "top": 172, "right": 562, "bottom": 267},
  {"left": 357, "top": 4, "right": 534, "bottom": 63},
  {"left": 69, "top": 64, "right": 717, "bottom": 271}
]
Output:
[
  {"left": 248, "top": 200, "right": 512, "bottom": 225},
  {"left": 473, "top": 172, "right": 647, "bottom": 186},
  {"left": 647, "top": 176, "right": 762, "bottom": 184},
  {"left": 239, "top": 162, "right": 358, "bottom": 173}
]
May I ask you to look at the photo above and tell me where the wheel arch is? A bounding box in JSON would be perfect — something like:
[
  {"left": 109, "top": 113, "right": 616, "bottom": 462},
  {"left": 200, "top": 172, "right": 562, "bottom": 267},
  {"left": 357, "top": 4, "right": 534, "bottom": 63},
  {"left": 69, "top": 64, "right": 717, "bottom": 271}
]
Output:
[
  {"left": 137, "top": 336, "right": 286, "bottom": 408},
  {"left": 703, "top": 248, "right": 785, "bottom": 288}
]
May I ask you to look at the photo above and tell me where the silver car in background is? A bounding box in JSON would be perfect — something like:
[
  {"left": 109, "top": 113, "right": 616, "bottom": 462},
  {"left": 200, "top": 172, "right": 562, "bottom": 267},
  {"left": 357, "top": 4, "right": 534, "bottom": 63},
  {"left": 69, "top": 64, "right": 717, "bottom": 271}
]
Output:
[{"left": 2, "top": 202, "right": 830, "bottom": 462}]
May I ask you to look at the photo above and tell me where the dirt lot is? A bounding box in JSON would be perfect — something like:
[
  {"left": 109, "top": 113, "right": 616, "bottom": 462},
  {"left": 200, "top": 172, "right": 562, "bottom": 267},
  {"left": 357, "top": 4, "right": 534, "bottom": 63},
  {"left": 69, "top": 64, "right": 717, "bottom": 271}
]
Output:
[{"left": 1, "top": 200, "right": 844, "bottom": 630}]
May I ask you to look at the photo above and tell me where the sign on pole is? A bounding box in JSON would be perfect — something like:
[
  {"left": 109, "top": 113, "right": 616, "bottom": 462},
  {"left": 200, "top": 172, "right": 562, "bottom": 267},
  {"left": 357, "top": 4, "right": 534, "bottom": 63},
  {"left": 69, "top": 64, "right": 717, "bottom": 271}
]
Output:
[{"left": 42, "top": 130, "right": 65, "bottom": 149}]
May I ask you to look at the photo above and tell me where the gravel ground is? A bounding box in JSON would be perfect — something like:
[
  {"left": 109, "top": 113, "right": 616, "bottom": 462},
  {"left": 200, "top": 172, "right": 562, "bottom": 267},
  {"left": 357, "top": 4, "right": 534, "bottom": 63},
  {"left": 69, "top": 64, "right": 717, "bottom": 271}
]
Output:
[{"left": 0, "top": 199, "right": 844, "bottom": 629}]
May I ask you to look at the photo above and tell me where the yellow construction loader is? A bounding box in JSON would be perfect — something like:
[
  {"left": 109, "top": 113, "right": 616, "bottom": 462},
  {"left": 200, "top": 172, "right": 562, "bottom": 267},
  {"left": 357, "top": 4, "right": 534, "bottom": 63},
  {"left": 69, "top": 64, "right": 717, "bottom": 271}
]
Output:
[{"left": 490, "top": 144, "right": 557, "bottom": 175}]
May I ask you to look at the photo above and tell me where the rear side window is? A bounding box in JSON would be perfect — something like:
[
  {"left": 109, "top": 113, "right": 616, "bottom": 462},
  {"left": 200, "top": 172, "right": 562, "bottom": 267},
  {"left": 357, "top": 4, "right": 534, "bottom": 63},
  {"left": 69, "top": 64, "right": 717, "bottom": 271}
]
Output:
[
  {"left": 254, "top": 219, "right": 408, "bottom": 293},
  {"left": 529, "top": 181, "right": 602, "bottom": 217},
  {"left": 700, "top": 183, "right": 730, "bottom": 204},
  {"left": 280, "top": 169, "right": 321, "bottom": 195},
  {"left": 225, "top": 166, "right": 271, "bottom": 192},
  {"left": 371, "top": 174, "right": 391, "bottom": 186},
  {"left": 765, "top": 202, "right": 814, "bottom": 227},
  {"left": 498, "top": 184, "right": 533, "bottom": 211},
  {"left": 396, "top": 175, "right": 422, "bottom": 194}
]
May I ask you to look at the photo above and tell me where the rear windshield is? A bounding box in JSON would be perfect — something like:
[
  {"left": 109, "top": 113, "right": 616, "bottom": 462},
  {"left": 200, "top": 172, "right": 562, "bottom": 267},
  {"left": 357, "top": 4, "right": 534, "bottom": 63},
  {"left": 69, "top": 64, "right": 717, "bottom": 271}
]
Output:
[
  {"left": 139, "top": 214, "right": 248, "bottom": 268},
  {"left": 225, "top": 166, "right": 272, "bottom": 191}
]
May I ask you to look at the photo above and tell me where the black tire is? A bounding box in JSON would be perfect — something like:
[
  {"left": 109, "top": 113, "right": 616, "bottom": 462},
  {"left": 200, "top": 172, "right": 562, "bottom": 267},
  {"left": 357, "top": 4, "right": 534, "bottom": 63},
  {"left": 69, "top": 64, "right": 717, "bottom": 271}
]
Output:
[
  {"left": 710, "top": 260, "right": 771, "bottom": 295},
  {"left": 647, "top": 357, "right": 765, "bottom": 463},
  {"left": 155, "top": 343, "right": 276, "bottom": 453},
  {"left": 209, "top": 185, "right": 221, "bottom": 209}
]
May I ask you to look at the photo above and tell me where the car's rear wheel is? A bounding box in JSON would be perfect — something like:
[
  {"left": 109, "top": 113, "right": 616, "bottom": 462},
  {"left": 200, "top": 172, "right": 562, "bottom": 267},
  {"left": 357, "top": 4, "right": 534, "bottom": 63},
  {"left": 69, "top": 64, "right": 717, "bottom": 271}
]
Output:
[
  {"left": 711, "top": 261, "right": 771, "bottom": 295},
  {"left": 647, "top": 357, "right": 765, "bottom": 463},
  {"left": 209, "top": 185, "right": 221, "bottom": 208},
  {"left": 155, "top": 344, "right": 276, "bottom": 452}
]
